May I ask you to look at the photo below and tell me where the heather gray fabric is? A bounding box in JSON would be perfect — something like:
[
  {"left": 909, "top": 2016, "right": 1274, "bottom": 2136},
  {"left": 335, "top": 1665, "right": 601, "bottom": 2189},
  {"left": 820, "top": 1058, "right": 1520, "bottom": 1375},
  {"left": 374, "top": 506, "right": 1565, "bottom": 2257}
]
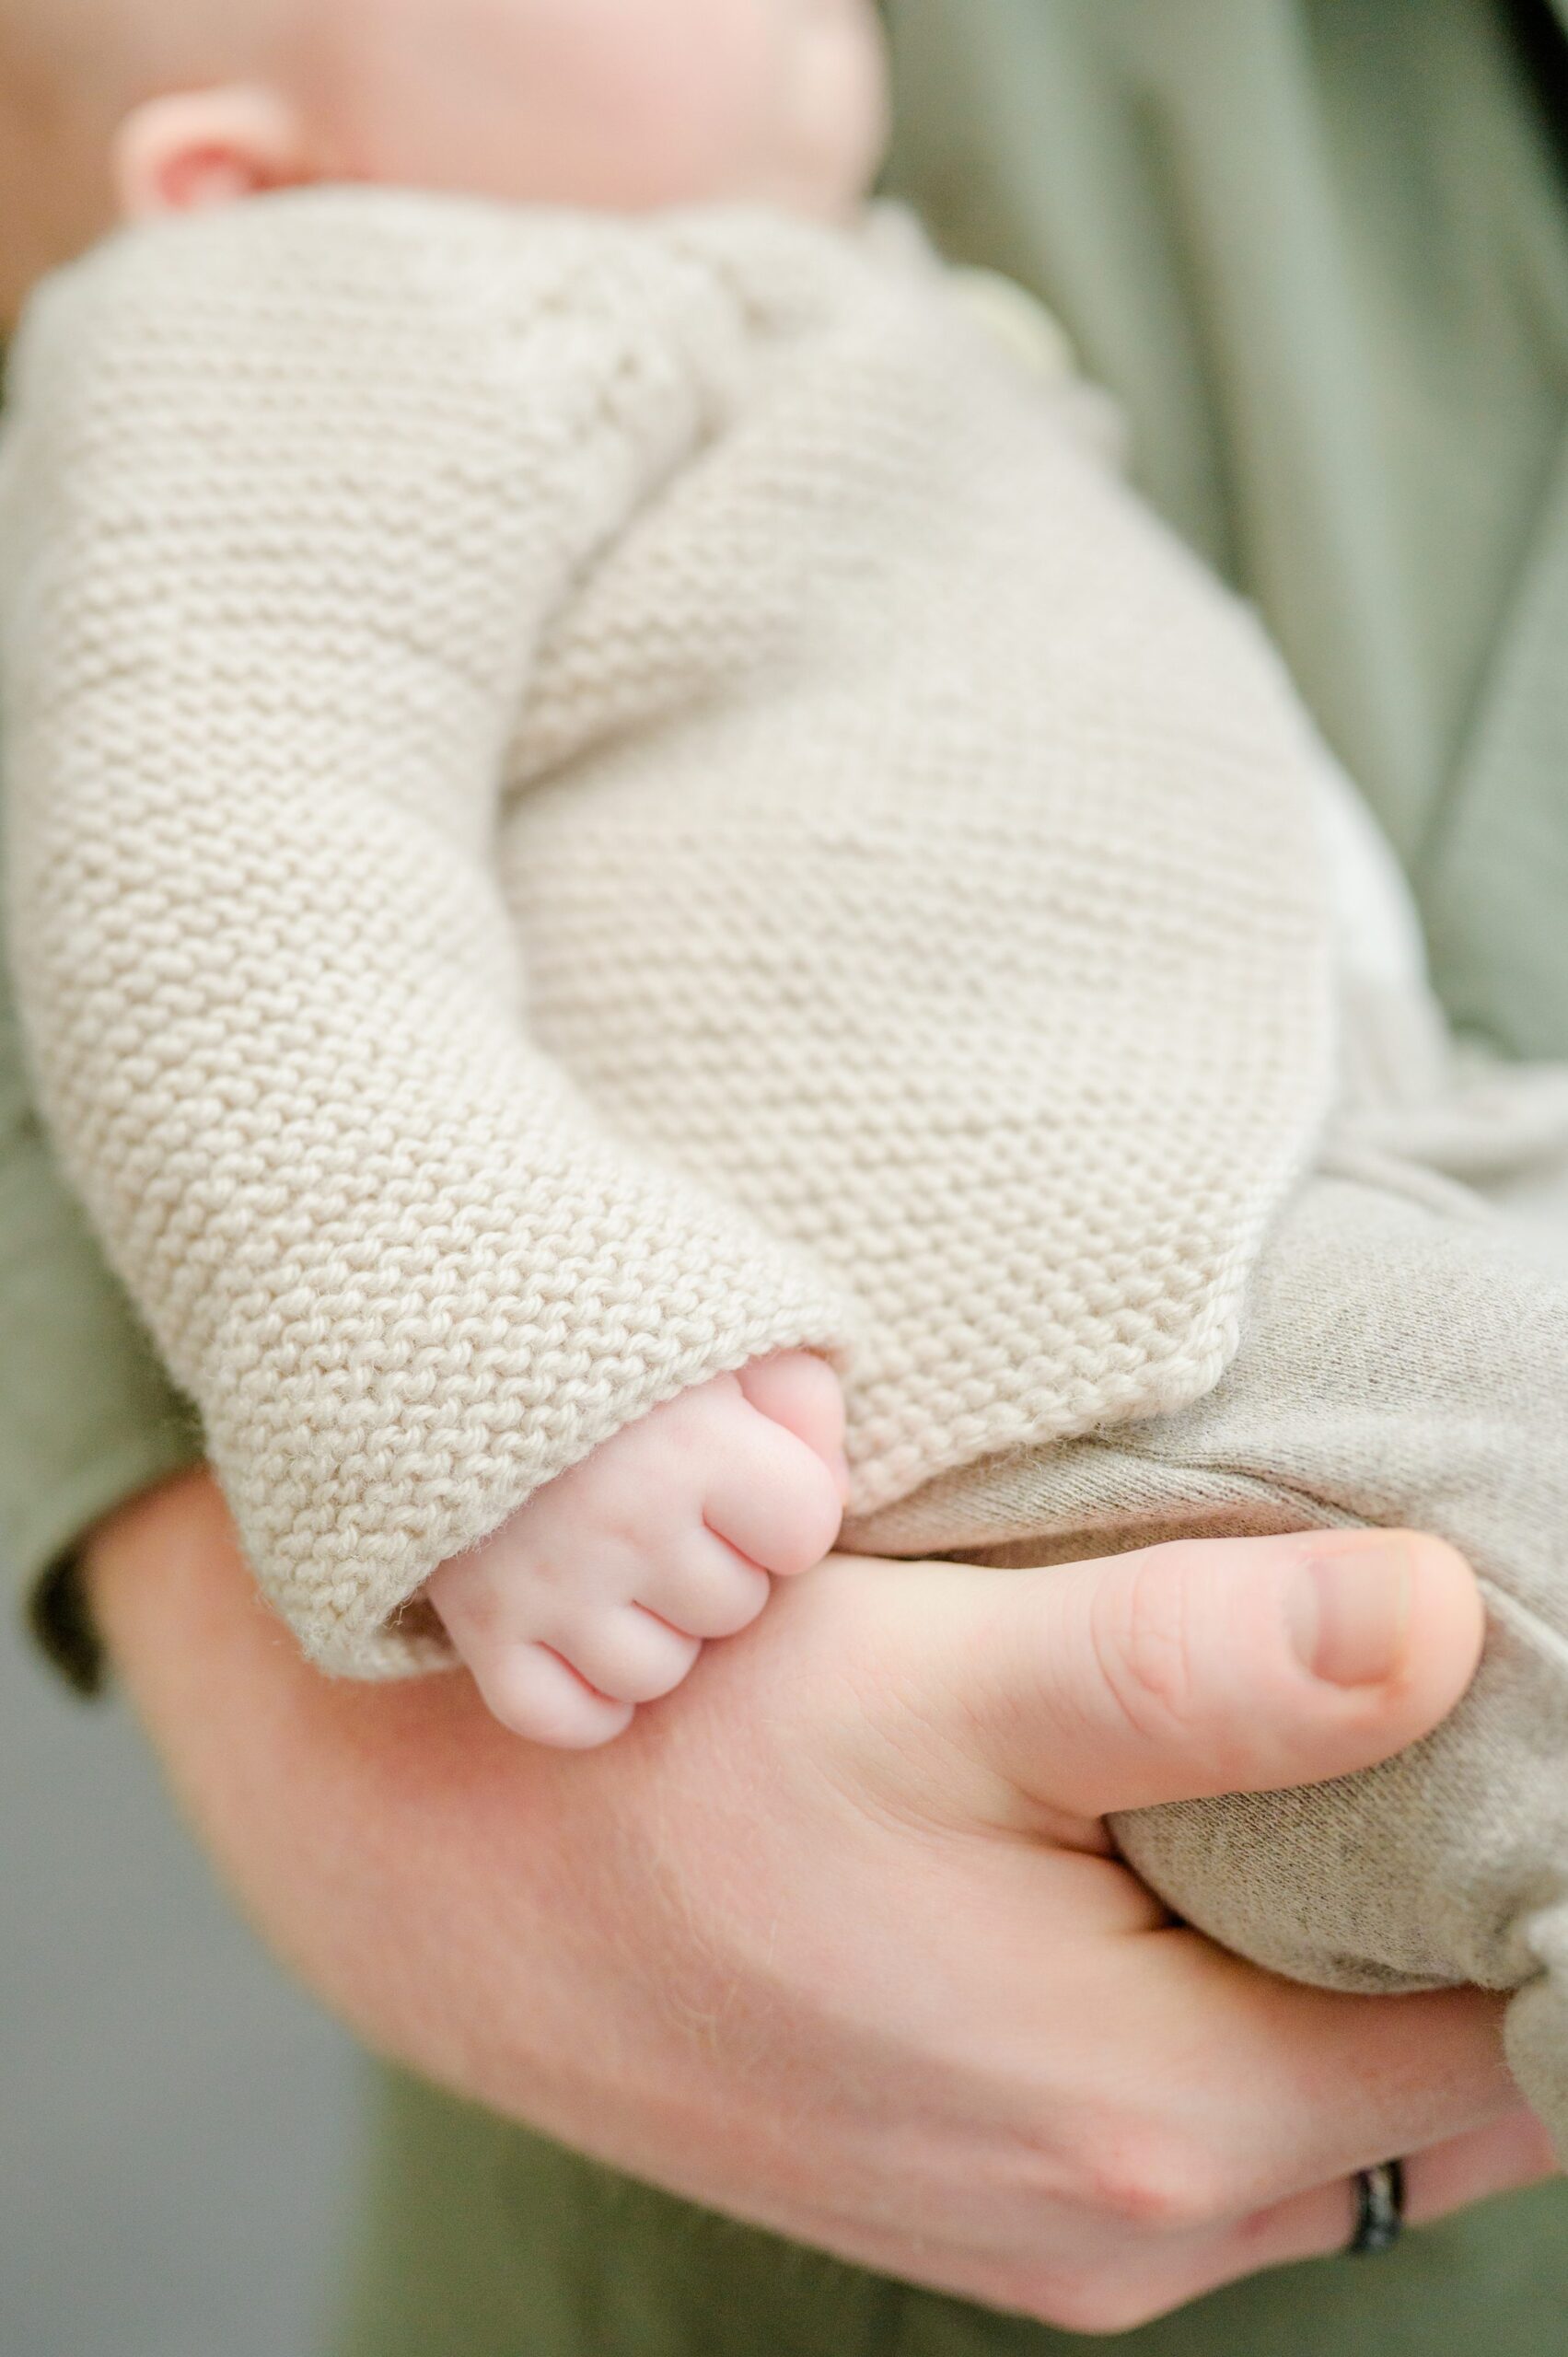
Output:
[
  {"left": 860, "top": 985, "right": 1568, "bottom": 2153},
  {"left": 1112, "top": 1151, "right": 1568, "bottom": 2153}
]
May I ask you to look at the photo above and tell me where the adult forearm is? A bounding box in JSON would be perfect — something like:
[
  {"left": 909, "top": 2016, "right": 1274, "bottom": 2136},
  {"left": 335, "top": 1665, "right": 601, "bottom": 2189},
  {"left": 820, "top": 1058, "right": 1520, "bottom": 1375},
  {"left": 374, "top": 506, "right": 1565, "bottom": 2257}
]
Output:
[{"left": 86, "top": 1473, "right": 610, "bottom": 2118}]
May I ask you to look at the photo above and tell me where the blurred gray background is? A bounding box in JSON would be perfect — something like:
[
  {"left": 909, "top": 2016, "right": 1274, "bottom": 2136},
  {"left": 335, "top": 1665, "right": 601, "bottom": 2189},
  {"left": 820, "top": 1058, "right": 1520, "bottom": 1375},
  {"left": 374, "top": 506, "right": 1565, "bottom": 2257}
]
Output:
[{"left": 2, "top": 1596, "right": 361, "bottom": 2357}]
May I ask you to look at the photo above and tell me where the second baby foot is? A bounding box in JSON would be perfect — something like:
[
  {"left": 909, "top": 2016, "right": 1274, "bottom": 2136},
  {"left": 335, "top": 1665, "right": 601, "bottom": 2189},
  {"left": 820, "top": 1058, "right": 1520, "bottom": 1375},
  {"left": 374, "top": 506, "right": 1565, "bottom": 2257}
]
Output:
[{"left": 425, "top": 1353, "right": 849, "bottom": 1747}]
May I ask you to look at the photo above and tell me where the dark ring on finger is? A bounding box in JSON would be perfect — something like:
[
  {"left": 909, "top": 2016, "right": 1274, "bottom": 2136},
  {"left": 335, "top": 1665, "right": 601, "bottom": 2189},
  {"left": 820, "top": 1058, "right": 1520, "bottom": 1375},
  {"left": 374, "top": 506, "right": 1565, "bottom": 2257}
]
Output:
[{"left": 1348, "top": 2160, "right": 1407, "bottom": 2257}]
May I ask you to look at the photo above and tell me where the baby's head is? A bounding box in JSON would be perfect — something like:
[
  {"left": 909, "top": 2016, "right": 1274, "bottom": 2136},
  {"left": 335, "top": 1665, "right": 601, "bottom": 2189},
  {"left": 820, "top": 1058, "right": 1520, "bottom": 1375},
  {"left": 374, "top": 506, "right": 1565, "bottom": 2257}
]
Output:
[{"left": 0, "top": 0, "right": 888, "bottom": 314}]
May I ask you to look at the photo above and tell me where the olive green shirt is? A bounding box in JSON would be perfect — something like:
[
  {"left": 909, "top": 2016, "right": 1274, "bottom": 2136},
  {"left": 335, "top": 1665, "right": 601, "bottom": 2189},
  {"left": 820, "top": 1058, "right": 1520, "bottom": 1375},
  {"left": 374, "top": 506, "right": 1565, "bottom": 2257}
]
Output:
[
  {"left": 10, "top": 0, "right": 1568, "bottom": 2349},
  {"left": 886, "top": 0, "right": 1568, "bottom": 1055}
]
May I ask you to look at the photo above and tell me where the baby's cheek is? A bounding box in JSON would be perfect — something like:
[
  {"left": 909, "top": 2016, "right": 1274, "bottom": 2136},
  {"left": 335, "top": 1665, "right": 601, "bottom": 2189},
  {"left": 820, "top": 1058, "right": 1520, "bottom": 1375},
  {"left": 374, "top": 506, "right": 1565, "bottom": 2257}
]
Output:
[
  {"left": 548, "top": 0, "right": 787, "bottom": 192},
  {"left": 335, "top": 0, "right": 786, "bottom": 212}
]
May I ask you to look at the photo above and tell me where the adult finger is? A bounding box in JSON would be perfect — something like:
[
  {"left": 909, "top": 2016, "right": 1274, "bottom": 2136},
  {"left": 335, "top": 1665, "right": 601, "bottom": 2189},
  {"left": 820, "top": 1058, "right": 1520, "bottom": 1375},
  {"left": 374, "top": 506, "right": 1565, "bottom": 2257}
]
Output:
[
  {"left": 1012, "top": 2105, "right": 1555, "bottom": 2337},
  {"left": 889, "top": 1528, "right": 1484, "bottom": 1827},
  {"left": 1046, "top": 1921, "right": 1526, "bottom": 2213},
  {"left": 1137, "top": 2107, "right": 1559, "bottom": 2331}
]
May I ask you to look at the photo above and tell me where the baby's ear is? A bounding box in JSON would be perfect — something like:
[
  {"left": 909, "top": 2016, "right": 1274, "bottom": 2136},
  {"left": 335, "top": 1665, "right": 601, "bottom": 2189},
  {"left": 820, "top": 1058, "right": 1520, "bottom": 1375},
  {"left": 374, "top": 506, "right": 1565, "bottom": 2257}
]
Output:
[{"left": 113, "top": 86, "right": 314, "bottom": 221}]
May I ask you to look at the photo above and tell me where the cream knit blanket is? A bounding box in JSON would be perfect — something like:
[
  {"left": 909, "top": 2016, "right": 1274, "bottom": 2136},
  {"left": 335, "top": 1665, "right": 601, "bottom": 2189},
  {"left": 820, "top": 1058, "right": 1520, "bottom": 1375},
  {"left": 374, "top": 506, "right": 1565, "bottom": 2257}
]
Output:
[{"left": 1, "top": 192, "right": 1335, "bottom": 1673}]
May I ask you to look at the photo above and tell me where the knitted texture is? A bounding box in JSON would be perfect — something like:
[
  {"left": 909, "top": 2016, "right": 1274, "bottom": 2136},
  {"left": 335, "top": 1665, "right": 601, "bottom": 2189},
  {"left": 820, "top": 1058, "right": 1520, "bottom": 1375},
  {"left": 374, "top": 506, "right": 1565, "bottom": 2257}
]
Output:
[{"left": 2, "top": 192, "right": 1336, "bottom": 1674}]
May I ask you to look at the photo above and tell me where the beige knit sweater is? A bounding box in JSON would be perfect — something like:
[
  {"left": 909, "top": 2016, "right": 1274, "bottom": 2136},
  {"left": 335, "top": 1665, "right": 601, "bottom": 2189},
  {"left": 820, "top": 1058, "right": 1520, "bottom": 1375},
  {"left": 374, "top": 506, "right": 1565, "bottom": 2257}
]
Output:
[{"left": 1, "top": 192, "right": 1336, "bottom": 1674}]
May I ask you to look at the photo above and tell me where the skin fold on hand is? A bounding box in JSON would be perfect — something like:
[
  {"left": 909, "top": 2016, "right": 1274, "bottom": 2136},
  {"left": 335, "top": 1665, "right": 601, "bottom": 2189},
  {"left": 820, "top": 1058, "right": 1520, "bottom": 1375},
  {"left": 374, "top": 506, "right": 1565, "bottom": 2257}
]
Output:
[{"left": 87, "top": 1469, "right": 1555, "bottom": 2334}]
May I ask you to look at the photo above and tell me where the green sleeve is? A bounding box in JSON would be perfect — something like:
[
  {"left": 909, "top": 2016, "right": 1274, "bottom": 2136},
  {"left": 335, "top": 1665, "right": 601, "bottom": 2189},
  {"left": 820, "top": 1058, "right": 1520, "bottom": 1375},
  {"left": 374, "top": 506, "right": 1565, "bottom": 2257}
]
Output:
[{"left": 0, "top": 891, "right": 202, "bottom": 1691}]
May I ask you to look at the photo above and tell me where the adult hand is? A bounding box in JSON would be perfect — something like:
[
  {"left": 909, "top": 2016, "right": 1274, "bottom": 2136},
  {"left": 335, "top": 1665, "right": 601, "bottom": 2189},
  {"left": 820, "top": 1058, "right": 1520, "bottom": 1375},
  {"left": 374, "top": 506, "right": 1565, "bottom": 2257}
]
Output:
[{"left": 88, "top": 1471, "right": 1553, "bottom": 2334}]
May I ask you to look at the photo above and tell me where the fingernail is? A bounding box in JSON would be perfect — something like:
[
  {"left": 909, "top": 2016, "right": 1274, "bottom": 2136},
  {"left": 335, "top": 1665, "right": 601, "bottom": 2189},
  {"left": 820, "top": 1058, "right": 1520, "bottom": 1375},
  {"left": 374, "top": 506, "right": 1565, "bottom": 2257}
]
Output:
[{"left": 1286, "top": 1539, "right": 1414, "bottom": 1687}]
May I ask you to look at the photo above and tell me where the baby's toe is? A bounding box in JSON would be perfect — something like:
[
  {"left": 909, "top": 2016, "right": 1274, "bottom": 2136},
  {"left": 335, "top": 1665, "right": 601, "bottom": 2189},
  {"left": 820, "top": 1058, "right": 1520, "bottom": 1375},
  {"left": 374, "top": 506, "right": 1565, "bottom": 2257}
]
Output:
[
  {"left": 479, "top": 1643, "right": 635, "bottom": 1751},
  {"left": 558, "top": 1605, "right": 703, "bottom": 1706},
  {"left": 645, "top": 1533, "right": 774, "bottom": 1640}
]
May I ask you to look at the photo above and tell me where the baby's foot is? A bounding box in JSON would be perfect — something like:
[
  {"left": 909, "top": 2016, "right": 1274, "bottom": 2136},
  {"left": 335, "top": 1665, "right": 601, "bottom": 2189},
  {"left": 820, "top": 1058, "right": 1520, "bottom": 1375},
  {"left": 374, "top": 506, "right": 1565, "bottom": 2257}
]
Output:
[{"left": 425, "top": 1353, "right": 848, "bottom": 1747}]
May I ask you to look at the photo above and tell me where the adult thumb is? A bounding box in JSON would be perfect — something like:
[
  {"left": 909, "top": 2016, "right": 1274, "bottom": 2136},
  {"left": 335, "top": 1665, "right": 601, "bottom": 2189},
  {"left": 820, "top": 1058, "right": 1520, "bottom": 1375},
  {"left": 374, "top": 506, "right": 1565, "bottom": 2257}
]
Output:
[{"left": 884, "top": 1530, "right": 1484, "bottom": 1829}]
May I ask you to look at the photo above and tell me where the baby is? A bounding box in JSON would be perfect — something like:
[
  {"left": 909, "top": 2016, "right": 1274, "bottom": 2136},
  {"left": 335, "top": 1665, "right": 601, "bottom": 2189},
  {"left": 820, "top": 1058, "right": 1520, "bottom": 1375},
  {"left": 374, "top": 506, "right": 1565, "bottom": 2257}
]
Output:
[{"left": 8, "top": 0, "right": 1568, "bottom": 2155}]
